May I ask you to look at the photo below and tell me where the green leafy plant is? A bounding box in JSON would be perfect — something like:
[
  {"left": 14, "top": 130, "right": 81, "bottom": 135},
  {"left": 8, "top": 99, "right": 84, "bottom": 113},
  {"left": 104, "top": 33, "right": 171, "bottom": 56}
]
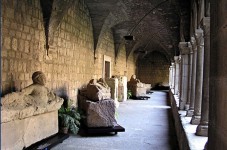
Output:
[
  {"left": 58, "top": 105, "right": 81, "bottom": 134},
  {"left": 127, "top": 90, "right": 132, "bottom": 99}
]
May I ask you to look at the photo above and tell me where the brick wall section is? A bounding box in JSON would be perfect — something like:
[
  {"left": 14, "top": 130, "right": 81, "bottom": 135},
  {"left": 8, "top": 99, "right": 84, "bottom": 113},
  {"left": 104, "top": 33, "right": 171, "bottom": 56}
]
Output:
[
  {"left": 127, "top": 52, "right": 136, "bottom": 80},
  {"left": 2, "top": 0, "right": 45, "bottom": 94},
  {"left": 114, "top": 43, "right": 136, "bottom": 79},
  {"left": 114, "top": 43, "right": 127, "bottom": 76},
  {"left": 1, "top": 0, "right": 136, "bottom": 104},
  {"left": 137, "top": 51, "right": 169, "bottom": 86},
  {"left": 94, "top": 29, "right": 115, "bottom": 78}
]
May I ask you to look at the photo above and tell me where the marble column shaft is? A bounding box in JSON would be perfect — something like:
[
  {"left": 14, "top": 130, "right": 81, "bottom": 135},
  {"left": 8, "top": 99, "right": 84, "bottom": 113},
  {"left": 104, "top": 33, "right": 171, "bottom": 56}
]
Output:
[
  {"left": 191, "top": 28, "right": 204, "bottom": 125},
  {"left": 174, "top": 56, "right": 180, "bottom": 95},
  {"left": 178, "top": 42, "right": 190, "bottom": 110},
  {"left": 187, "top": 37, "right": 197, "bottom": 117},
  {"left": 196, "top": 17, "right": 210, "bottom": 136},
  {"left": 185, "top": 43, "right": 193, "bottom": 110},
  {"left": 169, "top": 66, "right": 173, "bottom": 88},
  {"left": 208, "top": 0, "right": 227, "bottom": 149},
  {"left": 171, "top": 62, "right": 175, "bottom": 90}
]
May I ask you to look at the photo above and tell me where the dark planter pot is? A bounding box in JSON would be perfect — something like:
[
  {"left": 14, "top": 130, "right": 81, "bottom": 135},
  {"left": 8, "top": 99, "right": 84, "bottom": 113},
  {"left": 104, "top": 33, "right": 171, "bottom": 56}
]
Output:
[{"left": 60, "top": 127, "right": 69, "bottom": 134}]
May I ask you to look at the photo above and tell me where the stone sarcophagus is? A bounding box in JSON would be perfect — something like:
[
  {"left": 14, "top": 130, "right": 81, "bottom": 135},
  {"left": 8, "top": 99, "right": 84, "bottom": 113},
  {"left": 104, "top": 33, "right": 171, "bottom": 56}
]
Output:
[
  {"left": 78, "top": 78, "right": 117, "bottom": 128},
  {"left": 127, "top": 75, "right": 146, "bottom": 97},
  {"left": 1, "top": 71, "right": 64, "bottom": 150}
]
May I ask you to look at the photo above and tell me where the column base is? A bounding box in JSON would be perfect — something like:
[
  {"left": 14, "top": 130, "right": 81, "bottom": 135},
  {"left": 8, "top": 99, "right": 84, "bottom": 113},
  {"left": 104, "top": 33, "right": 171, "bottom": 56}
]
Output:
[
  {"left": 190, "top": 115, "right": 201, "bottom": 125},
  {"left": 196, "top": 124, "right": 208, "bottom": 136},
  {"left": 184, "top": 104, "right": 190, "bottom": 110},
  {"left": 186, "top": 109, "right": 194, "bottom": 117}
]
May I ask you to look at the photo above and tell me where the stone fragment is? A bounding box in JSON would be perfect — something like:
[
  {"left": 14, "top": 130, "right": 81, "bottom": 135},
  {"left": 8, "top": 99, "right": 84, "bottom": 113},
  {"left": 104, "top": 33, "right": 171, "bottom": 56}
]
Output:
[
  {"left": 128, "top": 75, "right": 146, "bottom": 97},
  {"left": 79, "top": 95, "right": 117, "bottom": 127},
  {"left": 105, "top": 77, "right": 119, "bottom": 108},
  {"left": 83, "top": 79, "right": 111, "bottom": 102}
]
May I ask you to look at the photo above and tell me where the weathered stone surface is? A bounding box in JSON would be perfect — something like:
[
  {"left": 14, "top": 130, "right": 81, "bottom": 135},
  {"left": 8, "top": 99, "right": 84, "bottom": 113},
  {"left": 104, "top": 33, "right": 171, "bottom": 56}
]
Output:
[
  {"left": 81, "top": 79, "right": 111, "bottom": 102},
  {"left": 128, "top": 75, "right": 146, "bottom": 97},
  {"left": 106, "top": 77, "right": 119, "bottom": 108},
  {"left": 117, "top": 76, "right": 127, "bottom": 102},
  {"left": 1, "top": 71, "right": 63, "bottom": 149},
  {"left": 1, "top": 111, "right": 58, "bottom": 150},
  {"left": 1, "top": 71, "right": 64, "bottom": 123},
  {"left": 78, "top": 95, "right": 117, "bottom": 127},
  {"left": 144, "top": 84, "right": 152, "bottom": 92}
]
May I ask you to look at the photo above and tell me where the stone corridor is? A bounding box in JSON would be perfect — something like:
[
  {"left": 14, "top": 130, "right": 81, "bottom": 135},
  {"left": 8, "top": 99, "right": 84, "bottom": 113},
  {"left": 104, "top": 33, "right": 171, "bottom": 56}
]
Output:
[{"left": 52, "top": 91, "right": 179, "bottom": 150}]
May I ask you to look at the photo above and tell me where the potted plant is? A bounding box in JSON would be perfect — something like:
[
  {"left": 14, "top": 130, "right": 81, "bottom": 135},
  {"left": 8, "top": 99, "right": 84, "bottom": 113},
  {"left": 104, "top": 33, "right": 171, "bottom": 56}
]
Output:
[
  {"left": 127, "top": 90, "right": 132, "bottom": 99},
  {"left": 58, "top": 106, "right": 81, "bottom": 134}
]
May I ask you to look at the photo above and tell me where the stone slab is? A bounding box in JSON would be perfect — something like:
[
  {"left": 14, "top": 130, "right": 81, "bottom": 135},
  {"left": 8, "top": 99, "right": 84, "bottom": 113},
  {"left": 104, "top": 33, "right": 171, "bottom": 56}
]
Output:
[{"left": 1, "top": 111, "right": 59, "bottom": 150}]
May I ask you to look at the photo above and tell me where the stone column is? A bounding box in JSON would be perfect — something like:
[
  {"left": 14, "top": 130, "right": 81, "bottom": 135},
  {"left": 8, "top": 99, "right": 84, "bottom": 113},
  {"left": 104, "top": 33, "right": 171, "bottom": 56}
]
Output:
[
  {"left": 191, "top": 28, "right": 204, "bottom": 125},
  {"left": 196, "top": 17, "right": 210, "bottom": 136},
  {"left": 178, "top": 42, "right": 190, "bottom": 110},
  {"left": 208, "top": 0, "right": 227, "bottom": 149},
  {"left": 171, "top": 62, "right": 175, "bottom": 90},
  {"left": 185, "top": 43, "right": 193, "bottom": 110},
  {"left": 174, "top": 56, "right": 180, "bottom": 95},
  {"left": 186, "top": 37, "right": 197, "bottom": 117},
  {"left": 169, "top": 66, "right": 173, "bottom": 89},
  {"left": 178, "top": 56, "right": 182, "bottom": 99}
]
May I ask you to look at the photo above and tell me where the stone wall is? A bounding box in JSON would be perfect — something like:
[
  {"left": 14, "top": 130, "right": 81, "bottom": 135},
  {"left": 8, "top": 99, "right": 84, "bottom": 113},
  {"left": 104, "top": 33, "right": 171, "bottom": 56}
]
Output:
[
  {"left": 126, "top": 52, "right": 136, "bottom": 80},
  {"left": 114, "top": 43, "right": 127, "bottom": 76},
  {"left": 137, "top": 51, "right": 170, "bottom": 86},
  {"left": 1, "top": 0, "right": 136, "bottom": 104}
]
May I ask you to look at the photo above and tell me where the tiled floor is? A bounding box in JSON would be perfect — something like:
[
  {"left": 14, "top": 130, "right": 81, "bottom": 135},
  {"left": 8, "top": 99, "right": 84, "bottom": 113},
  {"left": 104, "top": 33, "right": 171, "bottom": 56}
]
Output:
[{"left": 52, "top": 91, "right": 179, "bottom": 150}]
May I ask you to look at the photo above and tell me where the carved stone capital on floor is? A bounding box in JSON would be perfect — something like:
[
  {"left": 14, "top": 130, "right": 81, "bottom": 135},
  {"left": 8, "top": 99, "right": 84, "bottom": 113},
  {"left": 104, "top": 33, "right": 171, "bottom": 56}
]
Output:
[{"left": 190, "top": 115, "right": 201, "bottom": 125}]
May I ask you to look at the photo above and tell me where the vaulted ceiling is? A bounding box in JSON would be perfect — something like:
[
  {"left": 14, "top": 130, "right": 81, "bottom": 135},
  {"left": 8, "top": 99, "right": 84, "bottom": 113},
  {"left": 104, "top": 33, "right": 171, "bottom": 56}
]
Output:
[
  {"left": 40, "top": 0, "right": 190, "bottom": 62},
  {"left": 84, "top": 0, "right": 190, "bottom": 61}
]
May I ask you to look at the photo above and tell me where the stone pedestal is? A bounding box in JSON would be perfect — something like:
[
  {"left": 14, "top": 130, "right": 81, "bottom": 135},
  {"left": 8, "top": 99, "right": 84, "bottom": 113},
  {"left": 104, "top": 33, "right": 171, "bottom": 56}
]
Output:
[
  {"left": 117, "top": 76, "right": 127, "bottom": 102},
  {"left": 191, "top": 28, "right": 204, "bottom": 125},
  {"left": 106, "top": 78, "right": 119, "bottom": 108},
  {"left": 1, "top": 111, "right": 58, "bottom": 150}
]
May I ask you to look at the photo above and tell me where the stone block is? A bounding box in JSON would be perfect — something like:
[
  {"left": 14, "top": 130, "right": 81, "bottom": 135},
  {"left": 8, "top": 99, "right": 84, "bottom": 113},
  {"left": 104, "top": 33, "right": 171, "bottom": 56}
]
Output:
[
  {"left": 106, "top": 78, "right": 119, "bottom": 108},
  {"left": 117, "top": 76, "right": 127, "bottom": 102},
  {"left": 78, "top": 96, "right": 117, "bottom": 128},
  {"left": 1, "top": 111, "right": 58, "bottom": 150},
  {"left": 4, "top": 37, "right": 11, "bottom": 49}
]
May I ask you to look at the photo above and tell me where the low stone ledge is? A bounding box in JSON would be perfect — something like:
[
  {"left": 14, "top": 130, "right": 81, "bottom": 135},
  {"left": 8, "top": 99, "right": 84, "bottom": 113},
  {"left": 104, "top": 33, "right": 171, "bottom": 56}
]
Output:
[{"left": 169, "top": 91, "right": 208, "bottom": 150}]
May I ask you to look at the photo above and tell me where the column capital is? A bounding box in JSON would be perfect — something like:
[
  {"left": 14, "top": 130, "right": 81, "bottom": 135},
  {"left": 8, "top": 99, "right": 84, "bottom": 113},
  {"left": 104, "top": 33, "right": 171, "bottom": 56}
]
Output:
[
  {"left": 178, "top": 42, "right": 191, "bottom": 55},
  {"left": 174, "top": 56, "right": 180, "bottom": 63},
  {"left": 190, "top": 36, "right": 197, "bottom": 51},
  {"left": 195, "top": 28, "right": 204, "bottom": 46},
  {"left": 201, "top": 17, "right": 210, "bottom": 37}
]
